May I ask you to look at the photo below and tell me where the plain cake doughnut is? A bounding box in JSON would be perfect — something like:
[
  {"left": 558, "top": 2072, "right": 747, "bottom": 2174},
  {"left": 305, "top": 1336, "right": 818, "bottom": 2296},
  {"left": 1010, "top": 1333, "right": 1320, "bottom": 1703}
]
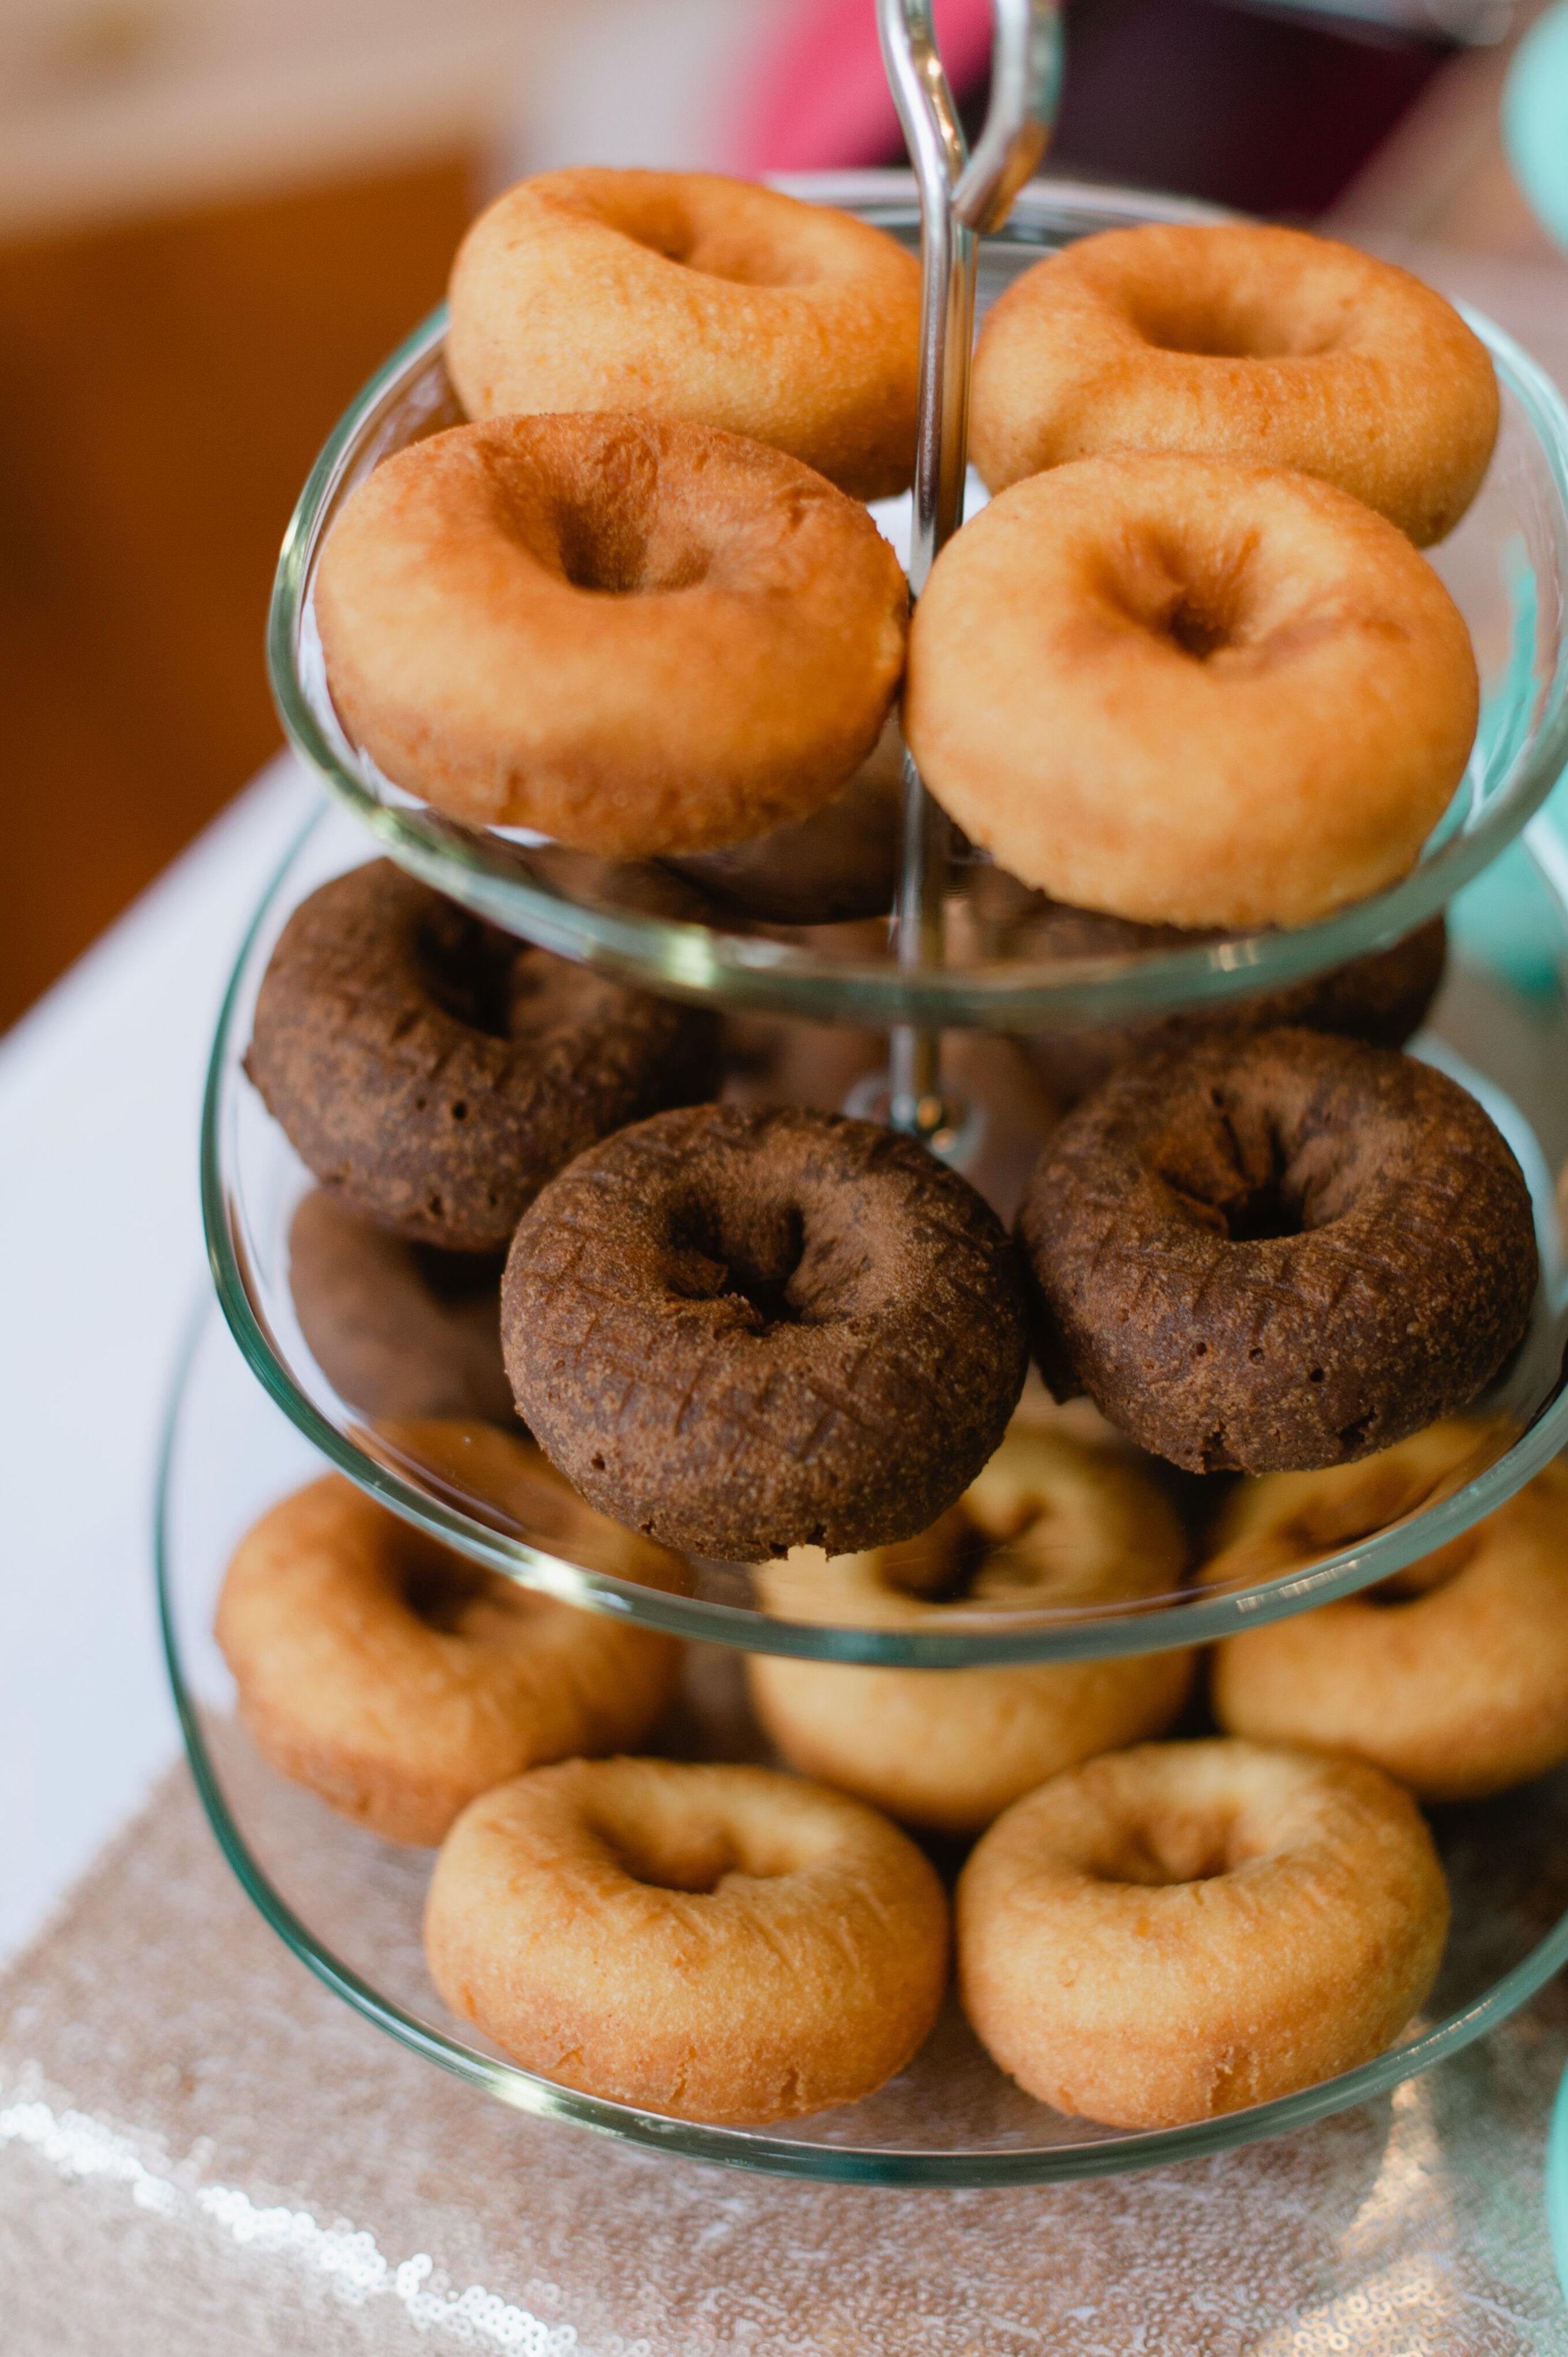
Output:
[
  {"left": 215, "top": 1426, "right": 688, "bottom": 1844},
  {"left": 1208, "top": 1427, "right": 1568, "bottom": 1800},
  {"left": 503, "top": 1102, "right": 1030, "bottom": 1560},
  {"left": 315, "top": 415, "right": 909, "bottom": 853},
  {"left": 970, "top": 221, "right": 1498, "bottom": 546},
  {"left": 447, "top": 168, "right": 922, "bottom": 500},
  {"left": 957, "top": 1738, "right": 1449, "bottom": 2128},
  {"left": 1017, "top": 1028, "right": 1539, "bottom": 1475},
  {"left": 423, "top": 1757, "right": 949, "bottom": 2121},
  {"left": 747, "top": 1424, "right": 1194, "bottom": 1834},
  {"left": 903, "top": 451, "right": 1478, "bottom": 932}
]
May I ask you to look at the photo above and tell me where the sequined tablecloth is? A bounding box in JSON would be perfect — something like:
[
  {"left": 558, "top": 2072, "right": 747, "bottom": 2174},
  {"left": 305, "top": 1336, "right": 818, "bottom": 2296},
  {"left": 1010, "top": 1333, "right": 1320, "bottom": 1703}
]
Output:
[{"left": 2, "top": 1760, "right": 1566, "bottom": 2356}]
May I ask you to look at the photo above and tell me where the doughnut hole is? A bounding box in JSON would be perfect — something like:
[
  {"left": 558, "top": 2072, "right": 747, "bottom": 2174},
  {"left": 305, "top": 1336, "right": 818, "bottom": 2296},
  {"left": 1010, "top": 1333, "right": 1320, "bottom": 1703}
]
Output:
[
  {"left": 583, "top": 1770, "right": 854, "bottom": 1897},
  {"left": 568, "top": 177, "right": 823, "bottom": 291},
  {"left": 1125, "top": 281, "right": 1353, "bottom": 362}
]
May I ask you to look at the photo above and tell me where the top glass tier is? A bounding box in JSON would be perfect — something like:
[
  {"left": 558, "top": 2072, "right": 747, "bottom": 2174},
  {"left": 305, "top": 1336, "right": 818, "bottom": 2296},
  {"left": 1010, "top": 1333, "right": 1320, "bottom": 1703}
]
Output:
[{"left": 268, "top": 174, "right": 1568, "bottom": 1032}]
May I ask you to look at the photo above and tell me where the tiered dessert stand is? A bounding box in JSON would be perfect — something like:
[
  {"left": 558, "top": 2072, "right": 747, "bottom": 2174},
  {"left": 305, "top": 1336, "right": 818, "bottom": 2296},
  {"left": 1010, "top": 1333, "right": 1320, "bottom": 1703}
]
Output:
[{"left": 161, "top": 0, "right": 1568, "bottom": 2181}]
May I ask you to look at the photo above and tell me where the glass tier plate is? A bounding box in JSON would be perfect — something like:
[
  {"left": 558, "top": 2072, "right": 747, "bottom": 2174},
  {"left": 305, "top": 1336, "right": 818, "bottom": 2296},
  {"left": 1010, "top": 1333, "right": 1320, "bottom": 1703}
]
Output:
[
  {"left": 206, "top": 805, "right": 1568, "bottom": 1667},
  {"left": 267, "top": 172, "right": 1568, "bottom": 1031},
  {"left": 160, "top": 1301, "right": 1568, "bottom": 2186}
]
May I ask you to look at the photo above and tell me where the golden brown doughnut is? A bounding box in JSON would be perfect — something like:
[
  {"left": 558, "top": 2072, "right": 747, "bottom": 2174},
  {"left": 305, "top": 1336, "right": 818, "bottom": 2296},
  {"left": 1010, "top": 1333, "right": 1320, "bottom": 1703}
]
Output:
[
  {"left": 904, "top": 452, "right": 1478, "bottom": 930},
  {"left": 315, "top": 413, "right": 908, "bottom": 854},
  {"left": 1207, "top": 1427, "right": 1568, "bottom": 1800},
  {"left": 970, "top": 223, "right": 1498, "bottom": 546},
  {"left": 423, "top": 1758, "right": 949, "bottom": 2121},
  {"left": 746, "top": 1426, "right": 1194, "bottom": 1834},
  {"left": 958, "top": 1739, "right": 1448, "bottom": 2129},
  {"left": 215, "top": 1424, "right": 687, "bottom": 1844},
  {"left": 447, "top": 169, "right": 921, "bottom": 499}
]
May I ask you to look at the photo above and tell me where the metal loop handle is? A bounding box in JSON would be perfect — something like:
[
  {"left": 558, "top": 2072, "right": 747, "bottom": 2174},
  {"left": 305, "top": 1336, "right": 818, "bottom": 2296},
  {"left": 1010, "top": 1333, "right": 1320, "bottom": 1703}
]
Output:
[
  {"left": 874, "top": 0, "right": 1061, "bottom": 1137},
  {"left": 877, "top": 0, "right": 1061, "bottom": 586}
]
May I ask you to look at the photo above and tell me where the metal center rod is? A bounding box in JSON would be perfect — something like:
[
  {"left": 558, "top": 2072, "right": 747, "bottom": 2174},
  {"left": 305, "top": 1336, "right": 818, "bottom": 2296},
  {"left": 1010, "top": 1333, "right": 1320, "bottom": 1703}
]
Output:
[{"left": 876, "top": 0, "right": 1061, "bottom": 1139}]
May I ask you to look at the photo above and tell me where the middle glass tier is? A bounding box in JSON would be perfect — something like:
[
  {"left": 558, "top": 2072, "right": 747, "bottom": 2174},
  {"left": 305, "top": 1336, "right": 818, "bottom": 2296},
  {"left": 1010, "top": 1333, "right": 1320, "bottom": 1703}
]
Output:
[{"left": 207, "top": 806, "right": 1568, "bottom": 1666}]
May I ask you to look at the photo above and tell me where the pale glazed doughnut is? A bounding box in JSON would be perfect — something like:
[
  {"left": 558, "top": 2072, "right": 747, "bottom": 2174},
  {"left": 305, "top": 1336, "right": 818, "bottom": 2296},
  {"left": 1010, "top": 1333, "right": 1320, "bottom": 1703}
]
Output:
[
  {"left": 746, "top": 1425, "right": 1194, "bottom": 1834},
  {"left": 423, "top": 1757, "right": 949, "bottom": 2121},
  {"left": 1207, "top": 1425, "right": 1568, "bottom": 1801},
  {"left": 447, "top": 169, "right": 922, "bottom": 500},
  {"left": 903, "top": 452, "right": 1478, "bottom": 931},
  {"left": 958, "top": 1739, "right": 1448, "bottom": 2129},
  {"left": 215, "top": 1423, "right": 688, "bottom": 1845},
  {"left": 970, "top": 222, "right": 1498, "bottom": 546},
  {"left": 315, "top": 414, "right": 908, "bottom": 854}
]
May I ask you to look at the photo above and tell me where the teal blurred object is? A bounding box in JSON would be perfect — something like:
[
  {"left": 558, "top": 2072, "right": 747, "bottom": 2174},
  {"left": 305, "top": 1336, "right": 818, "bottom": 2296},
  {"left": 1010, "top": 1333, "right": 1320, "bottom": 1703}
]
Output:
[
  {"left": 1449, "top": 528, "right": 1568, "bottom": 996},
  {"left": 1452, "top": 774, "right": 1568, "bottom": 996},
  {"left": 1504, "top": 0, "right": 1568, "bottom": 253},
  {"left": 1547, "top": 2063, "right": 1568, "bottom": 2301}
]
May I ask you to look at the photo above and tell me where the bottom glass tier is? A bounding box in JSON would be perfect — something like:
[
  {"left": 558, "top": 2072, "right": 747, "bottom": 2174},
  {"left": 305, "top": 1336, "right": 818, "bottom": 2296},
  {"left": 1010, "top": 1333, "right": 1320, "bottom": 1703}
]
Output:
[{"left": 160, "top": 1300, "right": 1568, "bottom": 2186}]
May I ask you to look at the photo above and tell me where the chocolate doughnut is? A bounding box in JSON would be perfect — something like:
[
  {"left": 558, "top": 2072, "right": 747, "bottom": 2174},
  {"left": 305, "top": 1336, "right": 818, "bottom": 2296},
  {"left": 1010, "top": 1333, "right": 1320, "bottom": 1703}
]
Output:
[
  {"left": 1017, "top": 1028, "right": 1538, "bottom": 1474},
  {"left": 247, "top": 862, "right": 719, "bottom": 1254},
  {"left": 1015, "top": 912, "right": 1447, "bottom": 1107},
  {"left": 662, "top": 716, "right": 904, "bottom": 924},
  {"left": 288, "top": 1191, "right": 513, "bottom": 1425},
  {"left": 502, "top": 1104, "right": 1031, "bottom": 1560}
]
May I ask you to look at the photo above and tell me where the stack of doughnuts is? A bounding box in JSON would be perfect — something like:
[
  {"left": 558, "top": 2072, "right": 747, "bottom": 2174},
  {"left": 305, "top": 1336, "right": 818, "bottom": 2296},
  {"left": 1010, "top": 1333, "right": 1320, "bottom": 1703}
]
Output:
[
  {"left": 220, "top": 171, "right": 1555, "bottom": 2141},
  {"left": 309, "top": 171, "right": 1496, "bottom": 935}
]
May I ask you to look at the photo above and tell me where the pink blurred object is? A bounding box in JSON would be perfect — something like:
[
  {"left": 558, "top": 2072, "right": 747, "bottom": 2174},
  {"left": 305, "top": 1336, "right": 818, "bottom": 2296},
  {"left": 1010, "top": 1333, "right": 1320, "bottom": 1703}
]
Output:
[{"left": 731, "top": 0, "right": 994, "bottom": 174}]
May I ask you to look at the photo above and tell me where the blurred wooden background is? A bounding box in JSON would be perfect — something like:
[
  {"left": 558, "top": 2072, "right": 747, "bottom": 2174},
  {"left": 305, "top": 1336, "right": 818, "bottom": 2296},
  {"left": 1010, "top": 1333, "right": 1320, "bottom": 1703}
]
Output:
[
  {"left": 0, "top": 0, "right": 1560, "bottom": 1035},
  {"left": 0, "top": 157, "right": 475, "bottom": 1029}
]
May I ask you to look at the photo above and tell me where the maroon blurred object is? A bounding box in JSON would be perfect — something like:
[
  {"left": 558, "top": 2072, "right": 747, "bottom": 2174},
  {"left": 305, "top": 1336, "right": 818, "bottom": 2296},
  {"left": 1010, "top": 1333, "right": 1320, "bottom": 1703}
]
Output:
[
  {"left": 732, "top": 0, "right": 993, "bottom": 173},
  {"left": 733, "top": 0, "right": 1449, "bottom": 219}
]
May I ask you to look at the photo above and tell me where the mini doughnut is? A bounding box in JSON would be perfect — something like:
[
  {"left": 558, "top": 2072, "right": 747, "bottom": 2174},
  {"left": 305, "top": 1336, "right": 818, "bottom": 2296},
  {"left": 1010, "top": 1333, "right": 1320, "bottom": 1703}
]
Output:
[
  {"left": 288, "top": 1191, "right": 514, "bottom": 1425},
  {"left": 502, "top": 1103, "right": 1031, "bottom": 1560},
  {"left": 903, "top": 452, "right": 1478, "bottom": 932},
  {"left": 247, "top": 861, "right": 719, "bottom": 1253},
  {"left": 1017, "top": 913, "right": 1447, "bottom": 1108},
  {"left": 958, "top": 1738, "right": 1449, "bottom": 2129},
  {"left": 423, "top": 1757, "right": 949, "bottom": 2121},
  {"left": 447, "top": 169, "right": 922, "bottom": 499},
  {"left": 1017, "top": 1028, "right": 1538, "bottom": 1475},
  {"left": 315, "top": 415, "right": 909, "bottom": 852},
  {"left": 747, "top": 1424, "right": 1194, "bottom": 1835},
  {"left": 970, "top": 222, "right": 1498, "bottom": 546},
  {"left": 1207, "top": 1427, "right": 1568, "bottom": 1800},
  {"left": 215, "top": 1426, "right": 688, "bottom": 1844}
]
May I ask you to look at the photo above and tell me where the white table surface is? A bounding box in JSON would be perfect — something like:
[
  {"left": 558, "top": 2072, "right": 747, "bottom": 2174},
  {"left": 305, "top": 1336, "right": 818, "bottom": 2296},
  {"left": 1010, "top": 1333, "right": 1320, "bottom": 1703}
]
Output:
[{"left": 0, "top": 752, "right": 318, "bottom": 1967}]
